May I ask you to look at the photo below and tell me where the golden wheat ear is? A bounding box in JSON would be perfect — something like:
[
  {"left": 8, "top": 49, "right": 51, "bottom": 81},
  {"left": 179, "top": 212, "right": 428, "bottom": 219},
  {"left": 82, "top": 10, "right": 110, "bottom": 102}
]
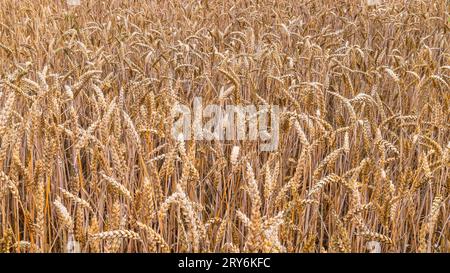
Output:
[{"left": 0, "top": 0, "right": 448, "bottom": 254}]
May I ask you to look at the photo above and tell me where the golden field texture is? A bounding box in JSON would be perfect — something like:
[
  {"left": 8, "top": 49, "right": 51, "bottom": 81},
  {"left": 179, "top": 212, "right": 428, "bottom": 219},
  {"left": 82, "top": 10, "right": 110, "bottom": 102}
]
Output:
[{"left": 0, "top": 0, "right": 449, "bottom": 253}]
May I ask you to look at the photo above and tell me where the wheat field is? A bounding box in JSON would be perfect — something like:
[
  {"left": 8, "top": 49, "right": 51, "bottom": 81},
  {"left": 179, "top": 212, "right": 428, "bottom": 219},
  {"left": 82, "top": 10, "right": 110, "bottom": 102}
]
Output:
[{"left": 0, "top": 0, "right": 448, "bottom": 253}]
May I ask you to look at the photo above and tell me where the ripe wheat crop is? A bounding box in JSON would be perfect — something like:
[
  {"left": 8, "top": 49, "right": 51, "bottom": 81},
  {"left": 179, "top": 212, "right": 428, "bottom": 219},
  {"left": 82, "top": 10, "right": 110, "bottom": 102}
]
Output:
[{"left": 0, "top": 0, "right": 448, "bottom": 253}]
